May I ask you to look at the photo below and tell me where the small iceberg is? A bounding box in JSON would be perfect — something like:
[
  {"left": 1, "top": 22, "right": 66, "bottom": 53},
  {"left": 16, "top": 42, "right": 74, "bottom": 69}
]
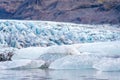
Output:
[{"left": 0, "top": 59, "right": 45, "bottom": 69}]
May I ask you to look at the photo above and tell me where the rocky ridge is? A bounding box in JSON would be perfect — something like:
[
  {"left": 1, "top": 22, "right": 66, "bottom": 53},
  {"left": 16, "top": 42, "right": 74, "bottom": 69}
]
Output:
[{"left": 0, "top": 0, "right": 120, "bottom": 24}]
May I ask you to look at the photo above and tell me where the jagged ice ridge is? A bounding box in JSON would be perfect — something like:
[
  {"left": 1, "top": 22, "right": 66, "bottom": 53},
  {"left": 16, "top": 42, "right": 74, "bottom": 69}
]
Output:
[{"left": 0, "top": 20, "right": 120, "bottom": 48}]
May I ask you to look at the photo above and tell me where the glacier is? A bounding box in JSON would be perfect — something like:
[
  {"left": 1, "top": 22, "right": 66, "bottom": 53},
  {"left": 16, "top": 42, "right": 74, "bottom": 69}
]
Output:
[
  {"left": 0, "top": 20, "right": 120, "bottom": 48},
  {"left": 0, "top": 20, "right": 120, "bottom": 71}
]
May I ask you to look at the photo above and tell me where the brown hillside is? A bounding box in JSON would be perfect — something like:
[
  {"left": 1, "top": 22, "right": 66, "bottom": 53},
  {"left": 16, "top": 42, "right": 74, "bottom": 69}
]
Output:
[{"left": 0, "top": 0, "right": 120, "bottom": 24}]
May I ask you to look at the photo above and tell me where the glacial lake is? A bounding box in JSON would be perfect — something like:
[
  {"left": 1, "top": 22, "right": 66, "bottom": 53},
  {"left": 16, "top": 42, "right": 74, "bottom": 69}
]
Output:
[{"left": 0, "top": 69, "right": 120, "bottom": 80}]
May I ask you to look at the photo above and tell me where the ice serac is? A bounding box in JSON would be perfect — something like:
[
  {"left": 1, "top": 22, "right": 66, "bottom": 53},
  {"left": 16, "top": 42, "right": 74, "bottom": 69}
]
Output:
[{"left": 0, "top": 20, "right": 120, "bottom": 48}]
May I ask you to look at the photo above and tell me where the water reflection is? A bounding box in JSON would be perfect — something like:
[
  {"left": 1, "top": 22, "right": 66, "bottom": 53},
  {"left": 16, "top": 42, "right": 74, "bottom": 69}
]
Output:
[{"left": 0, "top": 69, "right": 120, "bottom": 80}]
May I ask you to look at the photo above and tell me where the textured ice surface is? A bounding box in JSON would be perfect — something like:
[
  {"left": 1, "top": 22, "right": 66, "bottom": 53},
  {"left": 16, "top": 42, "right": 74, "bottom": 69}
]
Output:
[{"left": 0, "top": 20, "right": 120, "bottom": 48}]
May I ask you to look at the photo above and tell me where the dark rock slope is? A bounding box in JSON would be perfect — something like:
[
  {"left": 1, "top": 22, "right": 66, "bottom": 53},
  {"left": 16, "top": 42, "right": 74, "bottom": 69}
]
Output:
[{"left": 0, "top": 0, "right": 120, "bottom": 24}]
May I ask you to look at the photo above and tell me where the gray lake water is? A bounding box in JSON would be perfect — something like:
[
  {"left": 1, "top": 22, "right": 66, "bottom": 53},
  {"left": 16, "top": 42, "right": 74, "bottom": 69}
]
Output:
[{"left": 0, "top": 69, "right": 120, "bottom": 80}]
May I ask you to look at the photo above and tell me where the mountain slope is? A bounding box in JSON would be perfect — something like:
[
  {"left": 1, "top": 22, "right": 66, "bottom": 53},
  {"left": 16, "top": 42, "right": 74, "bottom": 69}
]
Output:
[{"left": 0, "top": 0, "right": 120, "bottom": 24}]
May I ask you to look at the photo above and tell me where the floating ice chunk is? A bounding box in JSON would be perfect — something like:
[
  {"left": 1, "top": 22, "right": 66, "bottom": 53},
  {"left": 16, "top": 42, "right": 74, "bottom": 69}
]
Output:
[
  {"left": 75, "top": 41, "right": 120, "bottom": 57},
  {"left": 0, "top": 59, "right": 45, "bottom": 69},
  {"left": 11, "top": 44, "right": 81, "bottom": 68},
  {"left": 49, "top": 54, "right": 99, "bottom": 69},
  {"left": 93, "top": 58, "right": 120, "bottom": 71},
  {"left": 13, "top": 44, "right": 80, "bottom": 60},
  {"left": 12, "top": 47, "right": 46, "bottom": 60},
  {"left": 38, "top": 53, "right": 68, "bottom": 68}
]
